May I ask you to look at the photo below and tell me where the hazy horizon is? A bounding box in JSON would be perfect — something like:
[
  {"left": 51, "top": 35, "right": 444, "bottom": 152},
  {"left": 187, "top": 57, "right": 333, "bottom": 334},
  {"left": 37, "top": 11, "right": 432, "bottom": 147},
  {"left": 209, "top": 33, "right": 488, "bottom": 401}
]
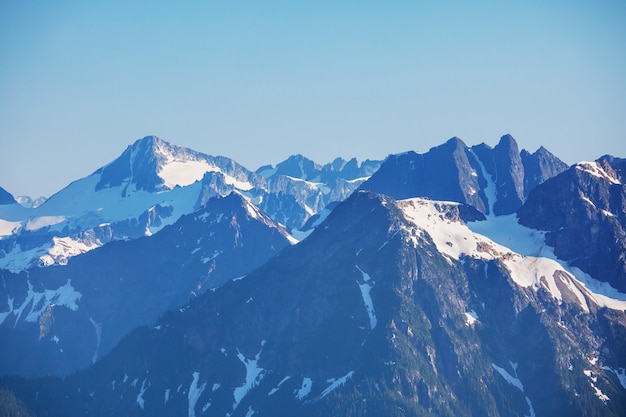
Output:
[{"left": 1, "top": 1, "right": 624, "bottom": 197}]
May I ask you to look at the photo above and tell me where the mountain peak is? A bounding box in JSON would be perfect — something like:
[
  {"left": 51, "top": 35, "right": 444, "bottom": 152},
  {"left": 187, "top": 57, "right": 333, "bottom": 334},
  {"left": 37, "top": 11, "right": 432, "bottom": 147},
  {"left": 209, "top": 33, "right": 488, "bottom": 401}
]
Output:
[
  {"left": 442, "top": 136, "right": 467, "bottom": 150},
  {"left": 0, "top": 186, "right": 16, "bottom": 205},
  {"left": 94, "top": 135, "right": 230, "bottom": 194},
  {"left": 498, "top": 133, "right": 517, "bottom": 145}
]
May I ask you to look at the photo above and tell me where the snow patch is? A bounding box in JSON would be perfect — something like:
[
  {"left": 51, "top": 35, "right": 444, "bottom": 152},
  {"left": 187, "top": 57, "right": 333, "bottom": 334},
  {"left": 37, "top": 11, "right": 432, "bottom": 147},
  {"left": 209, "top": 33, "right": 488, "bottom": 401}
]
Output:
[
  {"left": 188, "top": 372, "right": 207, "bottom": 417},
  {"left": 201, "top": 250, "right": 222, "bottom": 264},
  {"left": 295, "top": 377, "right": 313, "bottom": 400},
  {"left": 136, "top": 379, "right": 148, "bottom": 410},
  {"left": 468, "top": 148, "right": 496, "bottom": 214},
  {"left": 1, "top": 279, "right": 82, "bottom": 326},
  {"left": 492, "top": 363, "right": 535, "bottom": 417},
  {"left": 399, "top": 198, "right": 626, "bottom": 312},
  {"left": 24, "top": 216, "right": 67, "bottom": 231},
  {"left": 0, "top": 218, "right": 22, "bottom": 237},
  {"left": 321, "top": 371, "right": 354, "bottom": 398},
  {"left": 40, "top": 236, "right": 102, "bottom": 267},
  {"left": 576, "top": 162, "right": 620, "bottom": 185},
  {"left": 233, "top": 343, "right": 266, "bottom": 410},
  {"left": 159, "top": 160, "right": 213, "bottom": 189},
  {"left": 355, "top": 265, "right": 377, "bottom": 329},
  {"left": 464, "top": 310, "right": 479, "bottom": 326},
  {"left": 89, "top": 318, "right": 102, "bottom": 364},
  {"left": 268, "top": 376, "right": 291, "bottom": 396}
]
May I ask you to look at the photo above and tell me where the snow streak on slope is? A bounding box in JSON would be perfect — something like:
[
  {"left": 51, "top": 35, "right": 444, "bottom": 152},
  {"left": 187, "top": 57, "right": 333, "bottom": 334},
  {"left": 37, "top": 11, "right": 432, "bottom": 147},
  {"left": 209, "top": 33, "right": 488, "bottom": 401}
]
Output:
[
  {"left": 355, "top": 265, "right": 377, "bottom": 329},
  {"left": 468, "top": 148, "right": 497, "bottom": 215},
  {"left": 398, "top": 198, "right": 626, "bottom": 311},
  {"left": 0, "top": 279, "right": 82, "bottom": 326},
  {"left": 492, "top": 363, "right": 536, "bottom": 417},
  {"left": 188, "top": 372, "right": 207, "bottom": 417},
  {"left": 233, "top": 342, "right": 266, "bottom": 410}
]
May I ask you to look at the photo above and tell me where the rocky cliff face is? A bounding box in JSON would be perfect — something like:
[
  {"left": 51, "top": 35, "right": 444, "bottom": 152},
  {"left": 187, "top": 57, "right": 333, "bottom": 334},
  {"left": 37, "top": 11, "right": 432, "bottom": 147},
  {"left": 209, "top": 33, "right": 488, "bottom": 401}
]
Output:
[
  {"left": 6, "top": 191, "right": 625, "bottom": 417},
  {"left": 362, "top": 135, "right": 568, "bottom": 216},
  {"left": 518, "top": 159, "right": 626, "bottom": 292},
  {"left": 361, "top": 137, "right": 489, "bottom": 213}
]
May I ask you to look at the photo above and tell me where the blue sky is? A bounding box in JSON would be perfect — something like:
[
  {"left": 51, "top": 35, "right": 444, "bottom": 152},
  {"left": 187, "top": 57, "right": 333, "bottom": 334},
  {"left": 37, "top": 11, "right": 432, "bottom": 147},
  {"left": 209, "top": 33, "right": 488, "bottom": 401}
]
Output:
[{"left": 1, "top": 1, "right": 625, "bottom": 198}]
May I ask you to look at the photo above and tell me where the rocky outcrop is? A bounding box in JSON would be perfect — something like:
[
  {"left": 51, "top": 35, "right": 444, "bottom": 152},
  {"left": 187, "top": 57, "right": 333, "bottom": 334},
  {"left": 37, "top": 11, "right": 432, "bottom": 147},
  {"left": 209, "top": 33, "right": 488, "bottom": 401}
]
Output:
[{"left": 518, "top": 159, "right": 626, "bottom": 291}]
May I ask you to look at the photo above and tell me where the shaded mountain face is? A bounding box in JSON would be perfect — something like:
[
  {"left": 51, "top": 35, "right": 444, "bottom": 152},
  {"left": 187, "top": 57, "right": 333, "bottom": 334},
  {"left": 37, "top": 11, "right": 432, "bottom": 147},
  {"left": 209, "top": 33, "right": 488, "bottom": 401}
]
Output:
[
  {"left": 0, "top": 193, "right": 293, "bottom": 378},
  {"left": 518, "top": 158, "right": 626, "bottom": 292},
  {"left": 8, "top": 191, "right": 626, "bottom": 417},
  {"left": 361, "top": 134, "right": 568, "bottom": 216},
  {"left": 0, "top": 187, "right": 16, "bottom": 206}
]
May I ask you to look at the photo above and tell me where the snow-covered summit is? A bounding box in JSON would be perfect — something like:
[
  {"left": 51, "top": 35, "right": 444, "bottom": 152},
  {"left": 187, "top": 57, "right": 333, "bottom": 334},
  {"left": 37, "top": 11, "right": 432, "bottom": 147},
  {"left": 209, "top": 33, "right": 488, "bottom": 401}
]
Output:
[{"left": 94, "top": 135, "right": 257, "bottom": 194}]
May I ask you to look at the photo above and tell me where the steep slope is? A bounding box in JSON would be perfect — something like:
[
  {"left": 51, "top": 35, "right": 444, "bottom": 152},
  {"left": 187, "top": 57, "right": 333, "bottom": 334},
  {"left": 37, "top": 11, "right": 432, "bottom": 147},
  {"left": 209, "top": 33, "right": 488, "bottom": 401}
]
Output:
[
  {"left": 518, "top": 158, "right": 626, "bottom": 292},
  {"left": 0, "top": 193, "right": 293, "bottom": 378},
  {"left": 361, "top": 135, "right": 568, "bottom": 216},
  {"left": 0, "top": 136, "right": 264, "bottom": 271},
  {"left": 0, "top": 187, "right": 16, "bottom": 206},
  {"left": 7, "top": 191, "right": 626, "bottom": 416},
  {"left": 521, "top": 146, "right": 570, "bottom": 198},
  {"left": 0, "top": 136, "right": 379, "bottom": 270},
  {"left": 361, "top": 137, "right": 489, "bottom": 212}
]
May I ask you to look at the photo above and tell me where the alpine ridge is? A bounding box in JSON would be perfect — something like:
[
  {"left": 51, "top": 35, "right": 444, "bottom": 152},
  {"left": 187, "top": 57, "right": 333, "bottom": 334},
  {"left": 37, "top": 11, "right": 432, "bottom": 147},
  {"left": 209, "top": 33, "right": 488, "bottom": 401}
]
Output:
[
  {"left": 1, "top": 134, "right": 625, "bottom": 417},
  {"left": 361, "top": 134, "right": 568, "bottom": 215},
  {"left": 4, "top": 190, "right": 626, "bottom": 416}
]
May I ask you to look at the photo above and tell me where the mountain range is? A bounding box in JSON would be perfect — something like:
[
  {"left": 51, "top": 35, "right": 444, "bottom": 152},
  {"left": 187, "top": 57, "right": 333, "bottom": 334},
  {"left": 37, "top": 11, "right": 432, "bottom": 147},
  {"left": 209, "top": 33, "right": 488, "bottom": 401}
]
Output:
[{"left": 1, "top": 134, "right": 625, "bottom": 417}]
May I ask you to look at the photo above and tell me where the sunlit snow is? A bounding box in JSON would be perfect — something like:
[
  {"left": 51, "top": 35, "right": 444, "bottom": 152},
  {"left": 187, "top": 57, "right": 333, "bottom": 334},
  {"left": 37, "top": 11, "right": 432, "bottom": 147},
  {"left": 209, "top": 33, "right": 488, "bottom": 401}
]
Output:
[
  {"left": 492, "top": 363, "right": 536, "bottom": 417},
  {"left": 576, "top": 161, "right": 621, "bottom": 185},
  {"left": 398, "top": 198, "right": 626, "bottom": 312},
  {"left": 584, "top": 369, "right": 610, "bottom": 403},
  {"left": 0, "top": 218, "right": 21, "bottom": 237},
  {"left": 464, "top": 310, "right": 479, "bottom": 326},
  {"left": 158, "top": 160, "right": 213, "bottom": 189}
]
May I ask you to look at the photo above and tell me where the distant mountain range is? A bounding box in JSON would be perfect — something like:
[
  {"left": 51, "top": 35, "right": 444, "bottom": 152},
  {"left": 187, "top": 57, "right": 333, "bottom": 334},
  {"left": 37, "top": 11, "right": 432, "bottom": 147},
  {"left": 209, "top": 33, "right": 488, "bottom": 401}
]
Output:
[{"left": 1, "top": 134, "right": 625, "bottom": 417}]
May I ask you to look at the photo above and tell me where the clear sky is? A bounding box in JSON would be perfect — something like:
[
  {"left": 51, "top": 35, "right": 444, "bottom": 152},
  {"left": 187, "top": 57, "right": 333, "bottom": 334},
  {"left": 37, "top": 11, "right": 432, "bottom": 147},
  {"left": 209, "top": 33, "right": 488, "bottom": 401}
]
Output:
[{"left": 1, "top": 1, "right": 625, "bottom": 198}]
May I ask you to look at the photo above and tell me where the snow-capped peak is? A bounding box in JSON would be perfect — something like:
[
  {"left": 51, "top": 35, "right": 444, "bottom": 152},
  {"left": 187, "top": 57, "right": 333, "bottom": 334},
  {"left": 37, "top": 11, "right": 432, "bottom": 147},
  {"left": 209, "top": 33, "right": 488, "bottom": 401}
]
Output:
[
  {"left": 575, "top": 161, "right": 621, "bottom": 185},
  {"left": 398, "top": 197, "right": 626, "bottom": 312}
]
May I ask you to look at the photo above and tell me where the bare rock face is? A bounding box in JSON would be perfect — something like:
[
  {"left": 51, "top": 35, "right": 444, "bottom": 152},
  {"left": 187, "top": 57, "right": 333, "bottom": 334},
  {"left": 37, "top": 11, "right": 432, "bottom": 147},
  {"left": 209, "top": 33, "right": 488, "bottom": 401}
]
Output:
[
  {"left": 518, "top": 158, "right": 626, "bottom": 292},
  {"left": 361, "top": 134, "right": 568, "bottom": 216}
]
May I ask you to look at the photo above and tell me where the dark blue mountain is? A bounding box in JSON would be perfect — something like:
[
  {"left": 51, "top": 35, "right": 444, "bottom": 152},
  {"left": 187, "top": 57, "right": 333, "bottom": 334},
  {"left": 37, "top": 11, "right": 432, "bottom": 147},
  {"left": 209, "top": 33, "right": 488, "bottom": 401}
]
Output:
[
  {"left": 0, "top": 187, "right": 16, "bottom": 205},
  {"left": 361, "top": 134, "right": 568, "bottom": 215},
  {"left": 0, "top": 193, "right": 293, "bottom": 377},
  {"left": 5, "top": 191, "right": 625, "bottom": 417}
]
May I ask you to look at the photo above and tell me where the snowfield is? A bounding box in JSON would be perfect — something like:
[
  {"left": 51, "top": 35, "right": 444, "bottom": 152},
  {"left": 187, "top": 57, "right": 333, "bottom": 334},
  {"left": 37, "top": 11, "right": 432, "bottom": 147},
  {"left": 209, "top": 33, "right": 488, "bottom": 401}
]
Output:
[{"left": 399, "top": 198, "right": 626, "bottom": 312}]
